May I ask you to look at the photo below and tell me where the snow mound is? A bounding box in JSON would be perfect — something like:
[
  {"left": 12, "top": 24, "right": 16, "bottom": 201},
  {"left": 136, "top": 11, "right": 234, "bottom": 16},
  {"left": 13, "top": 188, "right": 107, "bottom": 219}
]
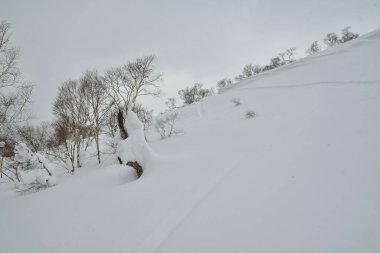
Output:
[
  {"left": 116, "top": 110, "right": 155, "bottom": 168},
  {"left": 13, "top": 143, "right": 56, "bottom": 187}
]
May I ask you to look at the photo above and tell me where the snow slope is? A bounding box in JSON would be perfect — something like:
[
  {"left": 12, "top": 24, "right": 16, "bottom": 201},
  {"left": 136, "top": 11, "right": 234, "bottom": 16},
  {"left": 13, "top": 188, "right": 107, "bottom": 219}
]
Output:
[{"left": 1, "top": 29, "right": 380, "bottom": 253}]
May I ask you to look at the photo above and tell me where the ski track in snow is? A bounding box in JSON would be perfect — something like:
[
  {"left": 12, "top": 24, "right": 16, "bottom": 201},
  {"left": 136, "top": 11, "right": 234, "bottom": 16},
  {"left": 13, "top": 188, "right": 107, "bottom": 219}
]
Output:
[
  {"left": 131, "top": 79, "right": 380, "bottom": 253},
  {"left": 131, "top": 153, "right": 253, "bottom": 253}
]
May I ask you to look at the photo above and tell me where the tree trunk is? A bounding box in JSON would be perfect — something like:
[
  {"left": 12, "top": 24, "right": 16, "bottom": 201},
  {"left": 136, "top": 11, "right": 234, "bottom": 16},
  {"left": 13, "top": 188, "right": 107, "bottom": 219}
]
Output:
[
  {"left": 95, "top": 116, "right": 101, "bottom": 164},
  {"left": 126, "top": 161, "right": 143, "bottom": 178},
  {"left": 117, "top": 109, "right": 128, "bottom": 140},
  {"left": 36, "top": 156, "right": 52, "bottom": 176},
  {"left": 95, "top": 134, "right": 101, "bottom": 164},
  {"left": 117, "top": 108, "right": 143, "bottom": 179},
  {"left": 15, "top": 163, "right": 21, "bottom": 182},
  {"left": 76, "top": 138, "right": 82, "bottom": 169},
  {"left": 64, "top": 140, "right": 75, "bottom": 173},
  {"left": 0, "top": 157, "right": 3, "bottom": 178}
]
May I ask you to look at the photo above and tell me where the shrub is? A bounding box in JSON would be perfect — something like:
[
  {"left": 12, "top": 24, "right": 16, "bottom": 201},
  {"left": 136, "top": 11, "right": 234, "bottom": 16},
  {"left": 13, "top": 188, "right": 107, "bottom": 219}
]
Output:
[
  {"left": 231, "top": 98, "right": 241, "bottom": 106},
  {"left": 245, "top": 110, "right": 256, "bottom": 119},
  {"left": 178, "top": 83, "right": 213, "bottom": 104},
  {"left": 154, "top": 112, "right": 180, "bottom": 139}
]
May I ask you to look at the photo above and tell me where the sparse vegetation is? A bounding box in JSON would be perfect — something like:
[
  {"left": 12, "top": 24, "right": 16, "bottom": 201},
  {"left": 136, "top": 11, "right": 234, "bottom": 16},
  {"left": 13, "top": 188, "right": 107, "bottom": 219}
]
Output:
[
  {"left": 178, "top": 83, "right": 213, "bottom": 105},
  {"left": 231, "top": 98, "right": 241, "bottom": 107},
  {"left": 245, "top": 110, "right": 256, "bottom": 119},
  {"left": 155, "top": 111, "right": 180, "bottom": 139}
]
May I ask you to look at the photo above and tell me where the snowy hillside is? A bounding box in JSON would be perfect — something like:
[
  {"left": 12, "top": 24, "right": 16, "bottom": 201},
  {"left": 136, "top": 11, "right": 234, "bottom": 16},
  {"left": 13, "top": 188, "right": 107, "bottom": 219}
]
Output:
[{"left": 1, "top": 29, "right": 380, "bottom": 253}]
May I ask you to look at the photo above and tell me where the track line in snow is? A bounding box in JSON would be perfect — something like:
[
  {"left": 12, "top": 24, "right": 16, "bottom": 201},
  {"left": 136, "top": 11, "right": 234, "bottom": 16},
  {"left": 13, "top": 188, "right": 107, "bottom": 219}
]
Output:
[{"left": 132, "top": 153, "right": 253, "bottom": 253}]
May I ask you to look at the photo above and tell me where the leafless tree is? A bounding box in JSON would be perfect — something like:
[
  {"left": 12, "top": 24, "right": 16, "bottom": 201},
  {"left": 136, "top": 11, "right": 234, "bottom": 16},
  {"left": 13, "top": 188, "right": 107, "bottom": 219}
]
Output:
[
  {"left": 103, "top": 55, "right": 162, "bottom": 140},
  {"left": 306, "top": 41, "right": 320, "bottom": 55},
  {"left": 278, "top": 48, "right": 296, "bottom": 65},
  {"left": 178, "top": 83, "right": 212, "bottom": 104},
  {"left": 235, "top": 64, "right": 256, "bottom": 81},
  {"left": 241, "top": 64, "right": 255, "bottom": 78},
  {"left": 52, "top": 80, "right": 91, "bottom": 172},
  {"left": 0, "top": 21, "right": 20, "bottom": 87},
  {"left": 49, "top": 118, "right": 73, "bottom": 170},
  {"left": 132, "top": 103, "right": 153, "bottom": 130},
  {"left": 17, "top": 122, "right": 53, "bottom": 153},
  {"left": 324, "top": 33, "right": 340, "bottom": 47},
  {"left": 340, "top": 26, "right": 359, "bottom": 43},
  {"left": 155, "top": 111, "right": 180, "bottom": 139},
  {"left": 165, "top": 98, "right": 177, "bottom": 110},
  {"left": 80, "top": 69, "right": 110, "bottom": 164},
  {"left": 270, "top": 57, "right": 282, "bottom": 68},
  {"left": 0, "top": 20, "right": 33, "bottom": 142},
  {"left": 285, "top": 48, "right": 296, "bottom": 62},
  {"left": 216, "top": 78, "right": 233, "bottom": 93}
]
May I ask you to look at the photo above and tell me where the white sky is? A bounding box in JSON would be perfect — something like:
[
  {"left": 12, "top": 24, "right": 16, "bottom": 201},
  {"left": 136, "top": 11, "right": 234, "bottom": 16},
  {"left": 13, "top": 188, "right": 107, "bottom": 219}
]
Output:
[{"left": 1, "top": 0, "right": 379, "bottom": 122}]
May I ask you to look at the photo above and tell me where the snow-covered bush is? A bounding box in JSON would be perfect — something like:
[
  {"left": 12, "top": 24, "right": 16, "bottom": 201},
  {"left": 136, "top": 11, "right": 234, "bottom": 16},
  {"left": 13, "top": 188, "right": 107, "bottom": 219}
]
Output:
[
  {"left": 217, "top": 78, "right": 234, "bottom": 94},
  {"left": 154, "top": 111, "right": 180, "bottom": 139},
  {"left": 13, "top": 143, "right": 56, "bottom": 191}
]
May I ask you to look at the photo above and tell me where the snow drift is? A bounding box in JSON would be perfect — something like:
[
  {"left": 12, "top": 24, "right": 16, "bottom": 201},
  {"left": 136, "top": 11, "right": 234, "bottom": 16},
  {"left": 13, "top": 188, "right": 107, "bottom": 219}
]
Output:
[{"left": 116, "top": 110, "right": 156, "bottom": 176}]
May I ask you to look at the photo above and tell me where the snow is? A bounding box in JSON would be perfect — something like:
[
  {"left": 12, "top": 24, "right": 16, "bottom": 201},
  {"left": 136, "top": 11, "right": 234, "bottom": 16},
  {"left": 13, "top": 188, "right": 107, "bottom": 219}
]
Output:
[
  {"left": 12, "top": 143, "right": 56, "bottom": 188},
  {"left": 14, "top": 143, "right": 33, "bottom": 164},
  {"left": 1, "top": 29, "right": 380, "bottom": 253},
  {"left": 117, "top": 110, "right": 155, "bottom": 168}
]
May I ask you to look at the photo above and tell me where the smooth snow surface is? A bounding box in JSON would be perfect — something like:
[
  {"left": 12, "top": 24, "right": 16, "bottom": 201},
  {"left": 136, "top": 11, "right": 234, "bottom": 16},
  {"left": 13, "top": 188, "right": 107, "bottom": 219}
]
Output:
[{"left": 1, "top": 29, "right": 380, "bottom": 253}]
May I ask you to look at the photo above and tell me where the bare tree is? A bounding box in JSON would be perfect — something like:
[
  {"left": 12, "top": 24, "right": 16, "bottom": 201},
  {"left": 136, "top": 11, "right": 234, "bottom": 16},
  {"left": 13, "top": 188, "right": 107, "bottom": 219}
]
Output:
[
  {"left": 155, "top": 111, "right": 179, "bottom": 139},
  {"left": 178, "top": 83, "right": 212, "bottom": 105},
  {"left": 0, "top": 21, "right": 20, "bottom": 87},
  {"left": 50, "top": 118, "right": 74, "bottom": 170},
  {"left": 324, "top": 33, "right": 340, "bottom": 47},
  {"left": 125, "top": 55, "right": 163, "bottom": 104},
  {"left": 132, "top": 103, "right": 153, "bottom": 130},
  {"left": 52, "top": 80, "right": 91, "bottom": 172},
  {"left": 275, "top": 48, "right": 297, "bottom": 66},
  {"left": 306, "top": 41, "right": 320, "bottom": 55},
  {"left": 285, "top": 48, "right": 296, "bottom": 62},
  {"left": 80, "top": 69, "right": 110, "bottom": 164},
  {"left": 340, "top": 26, "right": 359, "bottom": 43},
  {"left": 0, "top": 20, "right": 33, "bottom": 142},
  {"left": 216, "top": 78, "right": 233, "bottom": 93},
  {"left": 103, "top": 55, "right": 162, "bottom": 140},
  {"left": 235, "top": 64, "right": 257, "bottom": 81},
  {"left": 165, "top": 98, "right": 177, "bottom": 110},
  {"left": 17, "top": 122, "right": 53, "bottom": 153},
  {"left": 241, "top": 64, "right": 255, "bottom": 78},
  {"left": 270, "top": 57, "right": 282, "bottom": 68}
]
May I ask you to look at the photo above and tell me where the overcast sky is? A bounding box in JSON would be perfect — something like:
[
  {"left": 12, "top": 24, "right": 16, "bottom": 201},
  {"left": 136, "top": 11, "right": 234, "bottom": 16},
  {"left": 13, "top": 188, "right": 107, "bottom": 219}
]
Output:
[{"left": 1, "top": 0, "right": 379, "bottom": 122}]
